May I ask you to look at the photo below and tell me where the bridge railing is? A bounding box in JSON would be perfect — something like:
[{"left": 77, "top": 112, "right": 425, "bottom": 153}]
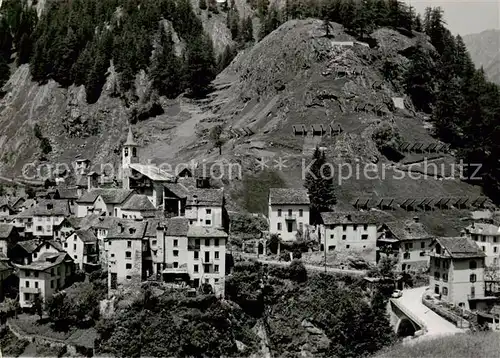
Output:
[
  {"left": 390, "top": 298, "right": 428, "bottom": 334},
  {"left": 421, "top": 295, "right": 470, "bottom": 328}
]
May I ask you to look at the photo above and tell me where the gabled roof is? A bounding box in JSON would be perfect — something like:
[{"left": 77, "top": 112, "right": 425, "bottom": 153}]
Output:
[
  {"left": 67, "top": 213, "right": 104, "bottom": 230},
  {"left": 129, "top": 163, "right": 174, "bottom": 182},
  {"left": 34, "top": 240, "right": 64, "bottom": 253},
  {"left": 163, "top": 182, "right": 190, "bottom": 199},
  {"left": 433, "top": 237, "right": 486, "bottom": 259},
  {"left": 187, "top": 226, "right": 228, "bottom": 238},
  {"left": 145, "top": 219, "right": 161, "bottom": 237},
  {"left": 121, "top": 194, "right": 156, "bottom": 211},
  {"left": 15, "top": 252, "right": 73, "bottom": 271},
  {"left": 383, "top": 220, "right": 433, "bottom": 241},
  {"left": 166, "top": 217, "right": 189, "bottom": 237},
  {"left": 17, "top": 199, "right": 72, "bottom": 217},
  {"left": 466, "top": 223, "right": 500, "bottom": 236},
  {"left": 0, "top": 224, "right": 14, "bottom": 239},
  {"left": 269, "top": 188, "right": 310, "bottom": 205},
  {"left": 15, "top": 198, "right": 35, "bottom": 210},
  {"left": 73, "top": 229, "right": 97, "bottom": 243},
  {"left": 56, "top": 187, "right": 79, "bottom": 200},
  {"left": 321, "top": 211, "right": 392, "bottom": 225},
  {"left": 16, "top": 239, "right": 39, "bottom": 253},
  {"left": 76, "top": 189, "right": 134, "bottom": 204},
  {"left": 107, "top": 219, "right": 147, "bottom": 240},
  {"left": 186, "top": 188, "right": 224, "bottom": 207},
  {"left": 124, "top": 126, "right": 138, "bottom": 146}
]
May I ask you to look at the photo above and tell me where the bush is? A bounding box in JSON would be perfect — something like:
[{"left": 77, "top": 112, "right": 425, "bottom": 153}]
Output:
[{"left": 288, "top": 260, "right": 307, "bottom": 283}]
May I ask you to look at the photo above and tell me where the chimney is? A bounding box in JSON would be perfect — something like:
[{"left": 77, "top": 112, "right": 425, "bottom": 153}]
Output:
[
  {"left": 413, "top": 216, "right": 419, "bottom": 223},
  {"left": 118, "top": 223, "right": 124, "bottom": 233},
  {"left": 346, "top": 214, "right": 352, "bottom": 221}
]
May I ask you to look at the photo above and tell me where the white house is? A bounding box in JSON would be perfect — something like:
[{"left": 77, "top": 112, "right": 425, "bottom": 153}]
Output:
[
  {"left": 464, "top": 223, "right": 500, "bottom": 269},
  {"left": 268, "top": 188, "right": 310, "bottom": 241},
  {"left": 16, "top": 252, "right": 75, "bottom": 308},
  {"left": 185, "top": 188, "right": 225, "bottom": 229},
  {"left": 75, "top": 189, "right": 134, "bottom": 217},
  {"left": 121, "top": 194, "right": 157, "bottom": 219},
  {"left": 15, "top": 199, "right": 72, "bottom": 238},
  {"left": 63, "top": 229, "right": 99, "bottom": 271}
]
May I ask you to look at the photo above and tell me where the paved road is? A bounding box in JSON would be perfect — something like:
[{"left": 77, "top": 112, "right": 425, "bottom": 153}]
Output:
[{"left": 398, "top": 287, "right": 465, "bottom": 343}]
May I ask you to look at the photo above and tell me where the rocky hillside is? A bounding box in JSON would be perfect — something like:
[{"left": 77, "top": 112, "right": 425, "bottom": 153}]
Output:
[
  {"left": 463, "top": 29, "right": 500, "bottom": 85},
  {"left": 0, "top": 13, "right": 490, "bottom": 219}
]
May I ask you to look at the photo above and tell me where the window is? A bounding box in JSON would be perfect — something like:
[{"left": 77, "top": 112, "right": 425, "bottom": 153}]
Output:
[
  {"left": 195, "top": 239, "right": 200, "bottom": 247},
  {"left": 35, "top": 282, "right": 39, "bottom": 288},
  {"left": 353, "top": 224, "right": 358, "bottom": 230},
  {"left": 152, "top": 240, "right": 157, "bottom": 246},
  {"left": 206, "top": 209, "right": 211, "bottom": 214},
  {"left": 403, "top": 252, "right": 410, "bottom": 260},
  {"left": 173, "top": 262, "right": 178, "bottom": 268},
  {"left": 214, "top": 239, "right": 219, "bottom": 247},
  {"left": 299, "top": 209, "right": 303, "bottom": 217},
  {"left": 482, "top": 246, "right": 486, "bottom": 252},
  {"left": 363, "top": 224, "right": 368, "bottom": 230},
  {"left": 25, "top": 281, "right": 30, "bottom": 288},
  {"left": 494, "top": 247, "right": 498, "bottom": 253},
  {"left": 127, "top": 241, "right": 132, "bottom": 248},
  {"left": 64, "top": 243, "right": 68, "bottom": 248},
  {"left": 194, "top": 251, "right": 199, "bottom": 259},
  {"left": 46, "top": 243, "right": 50, "bottom": 249},
  {"left": 471, "top": 287, "right": 475, "bottom": 298},
  {"left": 126, "top": 263, "right": 132, "bottom": 269},
  {"left": 443, "top": 274, "right": 448, "bottom": 282},
  {"left": 494, "top": 237, "right": 498, "bottom": 243},
  {"left": 50, "top": 280, "right": 54, "bottom": 289},
  {"left": 277, "top": 209, "right": 282, "bottom": 217},
  {"left": 328, "top": 245, "right": 336, "bottom": 251},
  {"left": 405, "top": 243, "right": 413, "bottom": 250},
  {"left": 194, "top": 265, "right": 199, "bottom": 272},
  {"left": 420, "top": 251, "right": 425, "bottom": 257},
  {"left": 421, "top": 242, "right": 425, "bottom": 249},
  {"left": 469, "top": 260, "right": 477, "bottom": 269},
  {"left": 173, "top": 239, "right": 178, "bottom": 247},
  {"left": 126, "top": 275, "right": 132, "bottom": 280},
  {"left": 173, "top": 250, "right": 179, "bottom": 257},
  {"left": 51, "top": 268, "right": 55, "bottom": 276},
  {"left": 215, "top": 251, "right": 219, "bottom": 259},
  {"left": 346, "top": 245, "right": 350, "bottom": 249},
  {"left": 342, "top": 235, "right": 346, "bottom": 240},
  {"left": 434, "top": 284, "right": 439, "bottom": 294},
  {"left": 205, "top": 239, "right": 210, "bottom": 246},
  {"left": 24, "top": 293, "right": 30, "bottom": 301},
  {"left": 277, "top": 223, "right": 282, "bottom": 231},
  {"left": 443, "top": 287, "right": 448, "bottom": 296},
  {"left": 481, "top": 236, "right": 486, "bottom": 242},
  {"left": 470, "top": 274, "right": 477, "bottom": 283},
  {"left": 34, "top": 272, "right": 39, "bottom": 278},
  {"left": 288, "top": 209, "right": 292, "bottom": 217},
  {"left": 434, "top": 272, "right": 440, "bottom": 280},
  {"left": 74, "top": 255, "right": 77, "bottom": 259},
  {"left": 126, "top": 251, "right": 132, "bottom": 258},
  {"left": 361, "top": 234, "right": 368, "bottom": 240},
  {"left": 205, "top": 219, "right": 211, "bottom": 225},
  {"left": 124, "top": 147, "right": 129, "bottom": 156},
  {"left": 342, "top": 225, "right": 347, "bottom": 231},
  {"left": 73, "top": 244, "right": 77, "bottom": 250},
  {"left": 214, "top": 265, "right": 219, "bottom": 273},
  {"left": 330, "top": 234, "right": 334, "bottom": 239},
  {"left": 111, "top": 253, "right": 115, "bottom": 258}
]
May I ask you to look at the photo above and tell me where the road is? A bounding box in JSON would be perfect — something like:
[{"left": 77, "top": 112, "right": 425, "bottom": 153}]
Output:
[{"left": 398, "top": 287, "right": 465, "bottom": 343}]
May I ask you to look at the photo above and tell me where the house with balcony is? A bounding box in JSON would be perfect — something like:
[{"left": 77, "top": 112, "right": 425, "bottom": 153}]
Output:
[
  {"left": 428, "top": 236, "right": 498, "bottom": 311},
  {"left": 320, "top": 211, "right": 388, "bottom": 264},
  {"left": 105, "top": 219, "right": 148, "bottom": 293},
  {"left": 186, "top": 226, "right": 227, "bottom": 296},
  {"left": 378, "top": 217, "right": 433, "bottom": 272},
  {"left": 185, "top": 188, "right": 227, "bottom": 230},
  {"left": 16, "top": 252, "right": 74, "bottom": 308},
  {"left": 268, "top": 188, "right": 310, "bottom": 242},
  {"left": 75, "top": 188, "right": 134, "bottom": 217},
  {"left": 10, "top": 239, "right": 63, "bottom": 265},
  {"left": 63, "top": 229, "right": 99, "bottom": 271},
  {"left": 463, "top": 223, "right": 500, "bottom": 269},
  {"left": 14, "top": 199, "right": 72, "bottom": 238}
]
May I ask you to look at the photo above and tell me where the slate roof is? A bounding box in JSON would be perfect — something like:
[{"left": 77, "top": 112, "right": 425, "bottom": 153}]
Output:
[
  {"left": 0, "top": 261, "right": 13, "bottom": 272},
  {"left": 56, "top": 187, "right": 79, "bottom": 200},
  {"left": 186, "top": 188, "right": 224, "bottom": 207},
  {"left": 434, "top": 237, "right": 485, "bottom": 259},
  {"left": 17, "top": 199, "right": 72, "bottom": 217},
  {"left": 107, "top": 219, "right": 148, "bottom": 240},
  {"left": 67, "top": 213, "right": 105, "bottom": 230},
  {"left": 124, "top": 126, "right": 138, "bottom": 146},
  {"left": 166, "top": 217, "right": 189, "bottom": 236},
  {"left": 187, "top": 226, "right": 228, "bottom": 238},
  {"left": 34, "top": 240, "right": 64, "bottom": 252},
  {"left": 384, "top": 220, "right": 433, "bottom": 241},
  {"left": 74, "top": 229, "right": 97, "bottom": 243},
  {"left": 129, "top": 163, "right": 174, "bottom": 182},
  {"left": 76, "top": 189, "right": 133, "bottom": 204},
  {"left": 269, "top": 188, "right": 310, "bottom": 205},
  {"left": 16, "top": 239, "right": 39, "bottom": 253},
  {"left": 0, "top": 224, "right": 14, "bottom": 239},
  {"left": 163, "top": 182, "right": 190, "bottom": 199},
  {"left": 15, "top": 252, "right": 73, "bottom": 271},
  {"left": 15, "top": 199, "right": 35, "bottom": 211},
  {"left": 144, "top": 219, "right": 161, "bottom": 237},
  {"left": 121, "top": 194, "right": 156, "bottom": 211},
  {"left": 466, "top": 223, "right": 500, "bottom": 236},
  {"left": 321, "top": 211, "right": 392, "bottom": 225}
]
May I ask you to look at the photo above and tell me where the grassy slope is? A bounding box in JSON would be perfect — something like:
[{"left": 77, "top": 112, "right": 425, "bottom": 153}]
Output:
[{"left": 375, "top": 332, "right": 500, "bottom": 358}]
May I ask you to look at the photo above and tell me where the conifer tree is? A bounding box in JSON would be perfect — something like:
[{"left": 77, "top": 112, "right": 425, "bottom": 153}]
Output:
[
  {"left": 199, "top": 0, "right": 207, "bottom": 10},
  {"left": 242, "top": 16, "right": 254, "bottom": 43},
  {"left": 184, "top": 34, "right": 216, "bottom": 97},
  {"left": 151, "top": 28, "right": 183, "bottom": 98},
  {"left": 0, "top": 55, "right": 10, "bottom": 89}
]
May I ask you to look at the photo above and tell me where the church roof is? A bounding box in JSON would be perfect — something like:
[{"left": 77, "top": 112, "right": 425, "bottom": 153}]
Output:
[{"left": 124, "top": 126, "right": 138, "bottom": 146}]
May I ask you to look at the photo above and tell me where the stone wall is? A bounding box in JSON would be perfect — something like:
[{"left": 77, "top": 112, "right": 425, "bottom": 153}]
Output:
[{"left": 421, "top": 296, "right": 470, "bottom": 328}]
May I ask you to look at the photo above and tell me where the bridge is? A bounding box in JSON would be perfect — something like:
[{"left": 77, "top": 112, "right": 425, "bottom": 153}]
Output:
[
  {"left": 387, "top": 287, "right": 465, "bottom": 340},
  {"left": 388, "top": 297, "right": 426, "bottom": 337}
]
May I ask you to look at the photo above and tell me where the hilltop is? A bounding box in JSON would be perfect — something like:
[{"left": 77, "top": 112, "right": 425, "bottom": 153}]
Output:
[{"left": 463, "top": 29, "right": 500, "bottom": 85}]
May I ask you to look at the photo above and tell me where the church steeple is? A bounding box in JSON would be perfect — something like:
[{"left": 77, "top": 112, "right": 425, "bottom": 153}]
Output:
[
  {"left": 124, "top": 125, "right": 138, "bottom": 147},
  {"left": 122, "top": 126, "right": 139, "bottom": 189}
]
